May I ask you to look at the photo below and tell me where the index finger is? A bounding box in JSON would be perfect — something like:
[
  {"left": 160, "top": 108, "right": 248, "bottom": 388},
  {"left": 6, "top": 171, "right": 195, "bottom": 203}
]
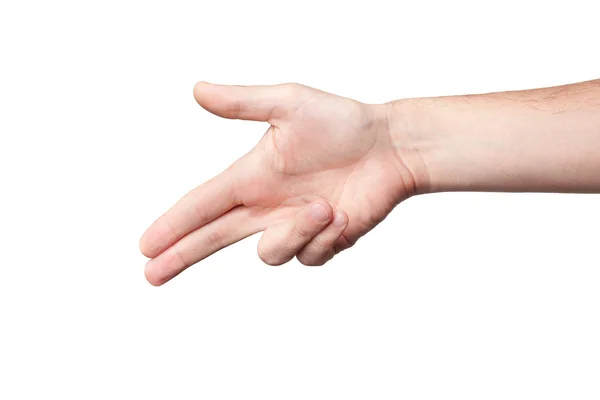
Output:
[{"left": 139, "top": 164, "right": 241, "bottom": 258}]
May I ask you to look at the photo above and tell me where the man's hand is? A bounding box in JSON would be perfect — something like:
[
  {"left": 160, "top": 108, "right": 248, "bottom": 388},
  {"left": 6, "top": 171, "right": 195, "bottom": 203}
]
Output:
[{"left": 139, "top": 82, "right": 425, "bottom": 285}]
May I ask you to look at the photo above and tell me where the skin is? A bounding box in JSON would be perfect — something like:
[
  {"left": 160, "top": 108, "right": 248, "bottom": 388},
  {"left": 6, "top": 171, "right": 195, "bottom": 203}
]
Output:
[{"left": 140, "top": 79, "right": 600, "bottom": 286}]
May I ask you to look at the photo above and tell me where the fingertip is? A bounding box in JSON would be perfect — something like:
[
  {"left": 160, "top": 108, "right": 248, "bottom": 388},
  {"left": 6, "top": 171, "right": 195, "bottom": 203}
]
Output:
[
  {"left": 144, "top": 251, "right": 185, "bottom": 287},
  {"left": 193, "top": 81, "right": 212, "bottom": 103},
  {"left": 145, "top": 274, "right": 164, "bottom": 287},
  {"left": 139, "top": 233, "right": 155, "bottom": 259},
  {"left": 193, "top": 80, "right": 211, "bottom": 90},
  {"left": 144, "top": 259, "right": 165, "bottom": 286},
  {"left": 332, "top": 210, "right": 348, "bottom": 227},
  {"left": 145, "top": 267, "right": 173, "bottom": 287},
  {"left": 307, "top": 199, "right": 333, "bottom": 223},
  {"left": 138, "top": 219, "right": 178, "bottom": 259}
]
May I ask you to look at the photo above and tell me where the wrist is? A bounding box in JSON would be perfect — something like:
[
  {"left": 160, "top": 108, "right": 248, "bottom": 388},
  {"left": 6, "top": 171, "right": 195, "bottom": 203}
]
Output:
[
  {"left": 385, "top": 95, "right": 496, "bottom": 194},
  {"left": 381, "top": 99, "right": 435, "bottom": 196}
]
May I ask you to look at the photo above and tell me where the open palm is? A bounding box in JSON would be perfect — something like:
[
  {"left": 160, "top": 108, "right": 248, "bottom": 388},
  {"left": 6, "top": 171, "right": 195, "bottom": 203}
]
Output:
[{"left": 140, "top": 82, "right": 421, "bottom": 285}]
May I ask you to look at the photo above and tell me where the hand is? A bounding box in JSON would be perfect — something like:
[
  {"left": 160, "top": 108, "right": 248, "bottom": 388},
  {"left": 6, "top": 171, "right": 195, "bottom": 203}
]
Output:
[{"left": 140, "top": 82, "right": 425, "bottom": 285}]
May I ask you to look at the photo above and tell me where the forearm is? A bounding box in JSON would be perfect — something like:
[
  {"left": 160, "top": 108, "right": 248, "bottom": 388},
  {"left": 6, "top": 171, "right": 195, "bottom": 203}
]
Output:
[{"left": 390, "top": 80, "right": 600, "bottom": 194}]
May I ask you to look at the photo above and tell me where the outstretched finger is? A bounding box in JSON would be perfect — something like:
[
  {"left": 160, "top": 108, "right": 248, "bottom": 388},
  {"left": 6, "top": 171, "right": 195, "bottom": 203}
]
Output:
[
  {"left": 139, "top": 164, "right": 242, "bottom": 259},
  {"left": 144, "top": 205, "right": 296, "bottom": 286},
  {"left": 193, "top": 81, "right": 309, "bottom": 123}
]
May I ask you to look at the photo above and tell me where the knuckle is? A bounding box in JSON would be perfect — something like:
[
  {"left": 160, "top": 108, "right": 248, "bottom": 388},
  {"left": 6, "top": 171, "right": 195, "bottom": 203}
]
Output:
[
  {"left": 282, "top": 82, "right": 299, "bottom": 90},
  {"left": 311, "top": 234, "right": 330, "bottom": 250},
  {"left": 297, "top": 246, "right": 331, "bottom": 267},
  {"left": 325, "top": 250, "right": 335, "bottom": 263},
  {"left": 334, "top": 234, "right": 355, "bottom": 254},
  {"left": 297, "top": 252, "right": 322, "bottom": 267},
  {"left": 291, "top": 222, "right": 311, "bottom": 241},
  {"left": 280, "top": 82, "right": 304, "bottom": 97},
  {"left": 168, "top": 247, "right": 190, "bottom": 279},
  {"left": 188, "top": 192, "right": 208, "bottom": 223},
  {"left": 205, "top": 229, "right": 223, "bottom": 249},
  {"left": 333, "top": 244, "right": 347, "bottom": 255}
]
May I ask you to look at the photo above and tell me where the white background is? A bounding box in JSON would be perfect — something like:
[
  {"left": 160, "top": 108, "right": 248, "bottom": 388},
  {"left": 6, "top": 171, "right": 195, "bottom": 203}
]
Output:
[{"left": 1, "top": 1, "right": 599, "bottom": 399}]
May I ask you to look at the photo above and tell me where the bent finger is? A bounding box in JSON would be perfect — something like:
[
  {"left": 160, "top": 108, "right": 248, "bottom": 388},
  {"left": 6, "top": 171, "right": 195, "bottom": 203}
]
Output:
[
  {"left": 257, "top": 200, "right": 333, "bottom": 266},
  {"left": 296, "top": 210, "right": 348, "bottom": 266}
]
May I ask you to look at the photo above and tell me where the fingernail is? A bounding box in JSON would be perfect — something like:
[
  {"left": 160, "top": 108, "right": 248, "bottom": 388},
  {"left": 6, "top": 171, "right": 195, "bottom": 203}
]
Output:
[
  {"left": 333, "top": 211, "right": 346, "bottom": 227},
  {"left": 310, "top": 202, "right": 330, "bottom": 222}
]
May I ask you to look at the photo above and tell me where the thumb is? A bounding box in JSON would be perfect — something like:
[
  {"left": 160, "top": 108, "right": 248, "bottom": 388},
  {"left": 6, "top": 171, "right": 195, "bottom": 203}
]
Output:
[{"left": 193, "top": 82, "right": 307, "bottom": 122}]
